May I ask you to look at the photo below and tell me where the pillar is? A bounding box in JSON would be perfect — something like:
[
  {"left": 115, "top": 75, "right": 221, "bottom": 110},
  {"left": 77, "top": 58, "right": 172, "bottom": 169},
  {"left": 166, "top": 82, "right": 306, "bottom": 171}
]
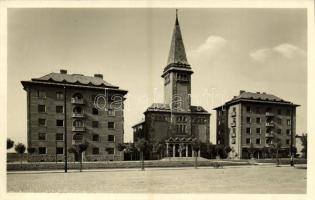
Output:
[
  {"left": 198, "top": 150, "right": 200, "bottom": 157},
  {"left": 173, "top": 144, "right": 175, "bottom": 157},
  {"left": 179, "top": 145, "right": 182, "bottom": 157},
  {"left": 191, "top": 148, "right": 194, "bottom": 157},
  {"left": 166, "top": 143, "right": 169, "bottom": 157},
  {"left": 185, "top": 144, "right": 188, "bottom": 157}
]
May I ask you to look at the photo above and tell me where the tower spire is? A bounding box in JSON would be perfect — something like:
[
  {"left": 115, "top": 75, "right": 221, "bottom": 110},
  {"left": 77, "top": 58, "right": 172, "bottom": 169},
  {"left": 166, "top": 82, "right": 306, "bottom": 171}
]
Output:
[{"left": 166, "top": 9, "right": 189, "bottom": 66}]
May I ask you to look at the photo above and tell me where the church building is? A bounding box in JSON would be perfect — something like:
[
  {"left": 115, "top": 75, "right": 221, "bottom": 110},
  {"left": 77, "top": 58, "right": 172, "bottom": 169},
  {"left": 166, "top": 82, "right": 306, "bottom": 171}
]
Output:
[{"left": 133, "top": 12, "right": 210, "bottom": 159}]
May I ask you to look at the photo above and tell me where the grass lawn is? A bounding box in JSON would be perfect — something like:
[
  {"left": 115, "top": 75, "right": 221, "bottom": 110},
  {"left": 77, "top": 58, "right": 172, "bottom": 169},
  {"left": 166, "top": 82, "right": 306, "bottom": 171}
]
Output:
[{"left": 7, "top": 165, "right": 306, "bottom": 193}]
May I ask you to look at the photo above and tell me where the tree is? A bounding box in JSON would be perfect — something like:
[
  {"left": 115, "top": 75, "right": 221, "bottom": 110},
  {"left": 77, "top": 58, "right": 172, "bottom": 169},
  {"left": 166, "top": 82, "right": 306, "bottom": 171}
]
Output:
[
  {"left": 27, "top": 147, "right": 36, "bottom": 162},
  {"left": 7, "top": 138, "right": 14, "bottom": 150},
  {"left": 76, "top": 142, "right": 88, "bottom": 172},
  {"left": 135, "top": 138, "right": 148, "bottom": 171},
  {"left": 68, "top": 147, "right": 78, "bottom": 163},
  {"left": 124, "top": 143, "right": 135, "bottom": 160},
  {"left": 14, "top": 143, "right": 26, "bottom": 167},
  {"left": 271, "top": 137, "right": 282, "bottom": 166},
  {"left": 191, "top": 138, "right": 201, "bottom": 169},
  {"left": 153, "top": 142, "right": 166, "bottom": 160},
  {"left": 116, "top": 143, "right": 126, "bottom": 160},
  {"left": 300, "top": 133, "right": 307, "bottom": 159},
  {"left": 224, "top": 146, "right": 232, "bottom": 159},
  {"left": 69, "top": 142, "right": 89, "bottom": 172}
]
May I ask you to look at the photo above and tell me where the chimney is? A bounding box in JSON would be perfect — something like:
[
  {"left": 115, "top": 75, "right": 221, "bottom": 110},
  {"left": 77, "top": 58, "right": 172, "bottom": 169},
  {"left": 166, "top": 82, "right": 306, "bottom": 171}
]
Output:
[
  {"left": 240, "top": 90, "right": 245, "bottom": 94},
  {"left": 60, "top": 69, "right": 67, "bottom": 74},
  {"left": 94, "top": 74, "right": 103, "bottom": 79}
]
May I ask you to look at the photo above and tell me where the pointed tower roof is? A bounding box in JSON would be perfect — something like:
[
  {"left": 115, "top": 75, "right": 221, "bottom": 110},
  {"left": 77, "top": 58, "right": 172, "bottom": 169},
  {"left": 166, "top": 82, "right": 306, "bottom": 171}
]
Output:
[{"left": 166, "top": 10, "right": 189, "bottom": 66}]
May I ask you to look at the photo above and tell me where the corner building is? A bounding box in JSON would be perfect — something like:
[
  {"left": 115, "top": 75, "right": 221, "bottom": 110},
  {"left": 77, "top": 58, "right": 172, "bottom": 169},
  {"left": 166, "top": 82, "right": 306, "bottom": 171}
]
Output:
[
  {"left": 133, "top": 13, "right": 210, "bottom": 159},
  {"left": 21, "top": 70, "right": 127, "bottom": 162},
  {"left": 214, "top": 90, "right": 299, "bottom": 159}
]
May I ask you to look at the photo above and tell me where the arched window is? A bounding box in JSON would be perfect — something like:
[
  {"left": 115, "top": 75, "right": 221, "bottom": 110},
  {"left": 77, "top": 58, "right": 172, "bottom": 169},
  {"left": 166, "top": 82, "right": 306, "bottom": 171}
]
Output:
[
  {"left": 73, "top": 120, "right": 84, "bottom": 127},
  {"left": 73, "top": 106, "right": 82, "bottom": 114},
  {"left": 72, "top": 93, "right": 83, "bottom": 100}
]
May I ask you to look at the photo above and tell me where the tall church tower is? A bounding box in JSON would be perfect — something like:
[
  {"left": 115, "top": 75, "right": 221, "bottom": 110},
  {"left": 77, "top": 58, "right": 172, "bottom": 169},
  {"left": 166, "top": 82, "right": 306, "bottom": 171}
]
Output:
[{"left": 162, "top": 11, "right": 193, "bottom": 112}]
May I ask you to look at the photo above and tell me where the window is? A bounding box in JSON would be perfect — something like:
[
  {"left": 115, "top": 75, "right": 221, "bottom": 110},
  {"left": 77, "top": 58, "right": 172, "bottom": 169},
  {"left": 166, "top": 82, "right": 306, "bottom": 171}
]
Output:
[
  {"left": 277, "top": 109, "right": 282, "bottom": 115},
  {"left": 277, "top": 128, "right": 282, "bottom": 134},
  {"left": 246, "top": 128, "right": 251, "bottom": 134},
  {"left": 92, "top": 134, "right": 99, "bottom": 141},
  {"left": 56, "top": 147, "right": 64, "bottom": 155},
  {"left": 286, "top": 139, "right": 290, "bottom": 145},
  {"left": 38, "top": 105, "right": 46, "bottom": 113},
  {"left": 56, "top": 106, "right": 63, "bottom": 113},
  {"left": 255, "top": 107, "right": 260, "bottom": 114},
  {"left": 108, "top": 109, "right": 115, "bottom": 116},
  {"left": 38, "top": 91, "right": 46, "bottom": 98},
  {"left": 92, "top": 121, "right": 99, "bottom": 128},
  {"left": 108, "top": 135, "right": 115, "bottom": 142},
  {"left": 231, "top": 138, "right": 236, "bottom": 144},
  {"left": 38, "top": 147, "right": 46, "bottom": 154},
  {"left": 92, "top": 148, "right": 99, "bottom": 155},
  {"left": 256, "top": 138, "right": 261, "bottom": 144},
  {"left": 38, "top": 118, "right": 46, "bottom": 127},
  {"left": 266, "top": 107, "right": 271, "bottom": 112},
  {"left": 232, "top": 127, "right": 236, "bottom": 133},
  {"left": 56, "top": 92, "right": 64, "bottom": 100},
  {"left": 246, "top": 117, "right": 251, "bottom": 124},
  {"left": 108, "top": 122, "right": 115, "bottom": 129},
  {"left": 56, "top": 120, "right": 64, "bottom": 127},
  {"left": 38, "top": 133, "right": 46, "bottom": 140},
  {"left": 256, "top": 117, "right": 261, "bottom": 124},
  {"left": 232, "top": 107, "right": 236, "bottom": 112},
  {"left": 106, "top": 148, "right": 114, "bottom": 154},
  {"left": 177, "top": 124, "right": 186, "bottom": 133},
  {"left": 56, "top": 133, "right": 64, "bottom": 141},
  {"left": 246, "top": 106, "right": 251, "bottom": 113},
  {"left": 286, "top": 109, "right": 291, "bottom": 115},
  {"left": 256, "top": 128, "right": 261, "bottom": 134},
  {"left": 286, "top": 129, "right": 291, "bottom": 135},
  {"left": 277, "top": 118, "right": 282, "bottom": 125},
  {"left": 92, "top": 108, "right": 99, "bottom": 115},
  {"left": 287, "top": 119, "right": 291, "bottom": 126},
  {"left": 246, "top": 138, "right": 251, "bottom": 144}
]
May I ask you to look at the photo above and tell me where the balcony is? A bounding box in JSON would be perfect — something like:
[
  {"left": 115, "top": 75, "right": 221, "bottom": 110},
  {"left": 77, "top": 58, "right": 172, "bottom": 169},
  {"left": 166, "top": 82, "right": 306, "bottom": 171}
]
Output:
[
  {"left": 72, "top": 112, "right": 85, "bottom": 118},
  {"left": 72, "top": 126, "right": 86, "bottom": 132},
  {"left": 231, "top": 111, "right": 236, "bottom": 117},
  {"left": 265, "top": 132, "right": 275, "bottom": 138},
  {"left": 265, "top": 112, "right": 274, "bottom": 117},
  {"left": 265, "top": 122, "right": 274, "bottom": 127},
  {"left": 71, "top": 98, "right": 84, "bottom": 104},
  {"left": 230, "top": 122, "right": 236, "bottom": 127}
]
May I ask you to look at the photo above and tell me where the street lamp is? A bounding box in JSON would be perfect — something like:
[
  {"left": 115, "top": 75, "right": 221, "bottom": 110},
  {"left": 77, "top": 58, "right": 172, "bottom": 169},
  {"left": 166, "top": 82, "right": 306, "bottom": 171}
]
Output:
[{"left": 290, "top": 103, "right": 294, "bottom": 167}]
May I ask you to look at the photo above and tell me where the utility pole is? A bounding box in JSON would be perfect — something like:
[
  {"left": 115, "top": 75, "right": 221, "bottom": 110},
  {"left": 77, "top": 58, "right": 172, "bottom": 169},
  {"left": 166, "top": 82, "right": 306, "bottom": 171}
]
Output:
[{"left": 64, "top": 85, "right": 68, "bottom": 172}]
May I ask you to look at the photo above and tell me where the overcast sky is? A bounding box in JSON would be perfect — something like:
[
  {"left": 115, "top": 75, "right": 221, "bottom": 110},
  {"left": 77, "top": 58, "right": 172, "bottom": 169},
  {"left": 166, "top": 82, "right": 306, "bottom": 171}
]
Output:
[{"left": 7, "top": 8, "right": 307, "bottom": 145}]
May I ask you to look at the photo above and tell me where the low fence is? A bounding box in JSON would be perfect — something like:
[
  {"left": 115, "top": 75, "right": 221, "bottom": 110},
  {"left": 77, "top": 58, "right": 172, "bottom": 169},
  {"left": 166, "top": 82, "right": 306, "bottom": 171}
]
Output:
[
  {"left": 7, "top": 158, "right": 307, "bottom": 171},
  {"left": 7, "top": 160, "right": 250, "bottom": 171}
]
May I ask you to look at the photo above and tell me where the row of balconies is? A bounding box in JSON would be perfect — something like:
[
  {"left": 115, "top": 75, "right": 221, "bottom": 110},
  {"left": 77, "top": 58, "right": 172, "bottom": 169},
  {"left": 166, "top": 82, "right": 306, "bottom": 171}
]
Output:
[
  {"left": 230, "top": 122, "right": 275, "bottom": 127},
  {"left": 231, "top": 132, "right": 275, "bottom": 138}
]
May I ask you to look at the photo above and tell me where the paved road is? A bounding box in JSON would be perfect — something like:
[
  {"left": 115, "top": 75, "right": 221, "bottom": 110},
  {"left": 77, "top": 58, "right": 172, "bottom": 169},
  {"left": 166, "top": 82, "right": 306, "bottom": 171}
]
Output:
[{"left": 7, "top": 165, "right": 306, "bottom": 193}]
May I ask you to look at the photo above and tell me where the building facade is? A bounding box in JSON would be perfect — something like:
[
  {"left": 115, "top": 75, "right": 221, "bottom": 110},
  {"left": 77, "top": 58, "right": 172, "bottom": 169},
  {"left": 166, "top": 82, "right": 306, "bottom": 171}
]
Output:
[
  {"left": 214, "top": 90, "right": 299, "bottom": 159},
  {"left": 21, "top": 70, "right": 127, "bottom": 162},
  {"left": 133, "top": 13, "right": 211, "bottom": 159}
]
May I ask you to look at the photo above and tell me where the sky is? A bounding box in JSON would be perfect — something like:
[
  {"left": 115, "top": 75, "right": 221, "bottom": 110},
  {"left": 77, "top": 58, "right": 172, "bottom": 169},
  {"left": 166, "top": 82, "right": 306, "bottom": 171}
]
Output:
[{"left": 7, "top": 8, "right": 307, "bottom": 146}]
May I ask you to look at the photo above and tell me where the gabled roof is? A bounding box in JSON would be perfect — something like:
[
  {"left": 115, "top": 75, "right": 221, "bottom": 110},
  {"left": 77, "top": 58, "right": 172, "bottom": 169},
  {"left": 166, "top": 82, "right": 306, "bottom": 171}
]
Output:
[
  {"left": 31, "top": 72, "right": 118, "bottom": 88},
  {"left": 213, "top": 90, "right": 299, "bottom": 110}
]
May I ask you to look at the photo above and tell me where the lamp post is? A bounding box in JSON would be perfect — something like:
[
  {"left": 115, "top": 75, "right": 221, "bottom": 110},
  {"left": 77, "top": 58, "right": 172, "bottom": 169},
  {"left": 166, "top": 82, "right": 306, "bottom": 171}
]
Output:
[
  {"left": 64, "top": 85, "right": 68, "bottom": 172},
  {"left": 290, "top": 103, "right": 294, "bottom": 167}
]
